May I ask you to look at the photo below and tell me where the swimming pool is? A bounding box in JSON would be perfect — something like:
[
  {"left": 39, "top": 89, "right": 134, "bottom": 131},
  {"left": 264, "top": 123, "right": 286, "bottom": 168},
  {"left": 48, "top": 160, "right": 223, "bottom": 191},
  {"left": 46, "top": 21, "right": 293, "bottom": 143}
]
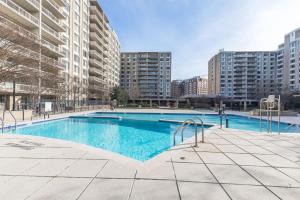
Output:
[
  {"left": 4, "top": 117, "right": 210, "bottom": 161},
  {"left": 89, "top": 112, "right": 300, "bottom": 133},
  {"left": 3, "top": 112, "right": 299, "bottom": 161}
]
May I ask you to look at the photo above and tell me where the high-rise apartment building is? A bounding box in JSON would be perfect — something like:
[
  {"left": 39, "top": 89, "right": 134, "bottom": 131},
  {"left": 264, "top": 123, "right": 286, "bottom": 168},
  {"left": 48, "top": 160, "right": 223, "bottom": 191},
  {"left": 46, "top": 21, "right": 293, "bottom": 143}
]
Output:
[
  {"left": 278, "top": 27, "right": 300, "bottom": 94},
  {"left": 62, "top": 0, "right": 90, "bottom": 103},
  {"left": 0, "top": 0, "right": 67, "bottom": 105},
  {"left": 208, "top": 51, "right": 277, "bottom": 104},
  {"left": 120, "top": 52, "right": 171, "bottom": 99},
  {"left": 208, "top": 27, "right": 300, "bottom": 105},
  {"left": 171, "top": 80, "right": 183, "bottom": 98},
  {"left": 183, "top": 76, "right": 208, "bottom": 96},
  {"left": 0, "top": 0, "right": 120, "bottom": 107},
  {"left": 171, "top": 76, "right": 208, "bottom": 98},
  {"left": 89, "top": 0, "right": 120, "bottom": 101}
]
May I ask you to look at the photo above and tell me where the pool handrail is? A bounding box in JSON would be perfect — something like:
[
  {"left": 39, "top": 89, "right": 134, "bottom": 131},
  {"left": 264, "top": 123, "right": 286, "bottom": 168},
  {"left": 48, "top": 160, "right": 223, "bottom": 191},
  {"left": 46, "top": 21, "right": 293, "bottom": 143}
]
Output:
[
  {"left": 2, "top": 109, "right": 17, "bottom": 130},
  {"left": 173, "top": 119, "right": 198, "bottom": 147},
  {"left": 0, "top": 116, "right": 3, "bottom": 133},
  {"left": 193, "top": 116, "right": 205, "bottom": 143},
  {"left": 219, "top": 110, "right": 229, "bottom": 128}
]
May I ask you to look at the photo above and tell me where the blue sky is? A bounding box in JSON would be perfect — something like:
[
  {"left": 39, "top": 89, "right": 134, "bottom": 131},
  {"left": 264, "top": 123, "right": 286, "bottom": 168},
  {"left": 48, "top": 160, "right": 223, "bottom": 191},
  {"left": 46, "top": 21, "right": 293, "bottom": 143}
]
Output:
[{"left": 99, "top": 0, "right": 300, "bottom": 80}]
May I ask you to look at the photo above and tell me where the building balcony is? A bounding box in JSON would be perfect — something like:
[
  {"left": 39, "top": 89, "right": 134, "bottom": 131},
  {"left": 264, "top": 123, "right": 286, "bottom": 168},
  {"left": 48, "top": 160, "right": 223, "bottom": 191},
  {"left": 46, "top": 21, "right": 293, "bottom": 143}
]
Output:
[
  {"left": 90, "top": 32, "right": 104, "bottom": 46},
  {"left": 42, "top": 22, "right": 64, "bottom": 44},
  {"left": 41, "top": 54, "right": 64, "bottom": 70},
  {"left": 89, "top": 76, "right": 105, "bottom": 84},
  {"left": 90, "top": 23, "right": 105, "bottom": 38},
  {"left": 41, "top": 39, "right": 64, "bottom": 57},
  {"left": 88, "top": 84, "right": 108, "bottom": 93},
  {"left": 42, "top": 7, "right": 65, "bottom": 32},
  {"left": 55, "top": 0, "right": 67, "bottom": 6},
  {"left": 90, "top": 6, "right": 104, "bottom": 20},
  {"left": 0, "top": 13, "right": 39, "bottom": 45},
  {"left": 42, "top": 0, "right": 65, "bottom": 19},
  {"left": 89, "top": 64, "right": 105, "bottom": 76},
  {"left": 13, "top": 0, "right": 39, "bottom": 12},
  {"left": 90, "top": 14, "right": 104, "bottom": 30},
  {"left": 90, "top": 50, "right": 103, "bottom": 61},
  {"left": 90, "top": 41, "right": 104, "bottom": 54},
  {"left": 0, "top": 0, "right": 39, "bottom": 28}
]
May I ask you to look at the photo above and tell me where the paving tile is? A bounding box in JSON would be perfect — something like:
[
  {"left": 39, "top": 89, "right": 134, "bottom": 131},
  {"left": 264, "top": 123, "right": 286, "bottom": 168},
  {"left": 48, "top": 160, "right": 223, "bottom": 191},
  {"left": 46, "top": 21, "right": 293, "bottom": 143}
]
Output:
[
  {"left": 223, "top": 184, "right": 279, "bottom": 200},
  {"left": 28, "top": 177, "right": 90, "bottom": 200},
  {"left": 226, "top": 153, "right": 269, "bottom": 166},
  {"left": 136, "top": 162, "right": 175, "bottom": 180},
  {"left": 60, "top": 159, "right": 107, "bottom": 177},
  {"left": 207, "top": 138, "right": 232, "bottom": 145},
  {"left": 79, "top": 178, "right": 132, "bottom": 200},
  {"left": 197, "top": 152, "right": 234, "bottom": 164},
  {"left": 208, "top": 164, "right": 259, "bottom": 185},
  {"left": 227, "top": 139, "right": 255, "bottom": 146},
  {"left": 269, "top": 187, "right": 300, "bottom": 200},
  {"left": 277, "top": 168, "right": 300, "bottom": 182},
  {"left": 0, "top": 176, "right": 51, "bottom": 200},
  {"left": 0, "top": 158, "right": 39, "bottom": 175},
  {"left": 173, "top": 162, "right": 216, "bottom": 182},
  {"left": 243, "top": 166, "right": 300, "bottom": 187},
  {"left": 51, "top": 148, "right": 87, "bottom": 159},
  {"left": 192, "top": 143, "right": 221, "bottom": 152},
  {"left": 22, "top": 159, "right": 74, "bottom": 176},
  {"left": 261, "top": 147, "right": 300, "bottom": 162},
  {"left": 178, "top": 181, "right": 230, "bottom": 200},
  {"left": 255, "top": 154, "right": 299, "bottom": 168},
  {"left": 240, "top": 145, "right": 273, "bottom": 154},
  {"left": 97, "top": 160, "right": 136, "bottom": 179},
  {"left": 130, "top": 180, "right": 179, "bottom": 200},
  {"left": 0, "top": 175, "right": 13, "bottom": 186},
  {"left": 172, "top": 150, "right": 202, "bottom": 163},
  {"left": 215, "top": 144, "right": 246, "bottom": 153}
]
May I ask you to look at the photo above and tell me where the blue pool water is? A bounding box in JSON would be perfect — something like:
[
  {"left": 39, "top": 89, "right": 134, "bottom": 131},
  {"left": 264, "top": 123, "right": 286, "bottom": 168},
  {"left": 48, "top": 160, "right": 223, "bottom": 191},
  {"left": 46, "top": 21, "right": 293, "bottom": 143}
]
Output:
[
  {"left": 5, "top": 118, "right": 209, "bottom": 161},
  {"left": 3, "top": 112, "right": 300, "bottom": 161},
  {"left": 89, "top": 112, "right": 300, "bottom": 133}
]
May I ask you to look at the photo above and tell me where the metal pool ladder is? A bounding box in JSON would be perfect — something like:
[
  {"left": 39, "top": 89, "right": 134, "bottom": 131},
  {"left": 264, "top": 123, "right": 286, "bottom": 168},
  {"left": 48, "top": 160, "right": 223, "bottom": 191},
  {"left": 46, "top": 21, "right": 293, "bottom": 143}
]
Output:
[
  {"left": 173, "top": 118, "right": 205, "bottom": 147},
  {"left": 219, "top": 110, "right": 229, "bottom": 128},
  {"left": 0, "top": 116, "right": 3, "bottom": 133},
  {"left": 2, "top": 110, "right": 17, "bottom": 131}
]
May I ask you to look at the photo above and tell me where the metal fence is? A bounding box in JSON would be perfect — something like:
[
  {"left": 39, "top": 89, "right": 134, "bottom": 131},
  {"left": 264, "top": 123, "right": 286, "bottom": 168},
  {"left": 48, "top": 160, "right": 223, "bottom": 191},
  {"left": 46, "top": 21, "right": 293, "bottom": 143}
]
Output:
[{"left": 17, "top": 100, "right": 110, "bottom": 117}]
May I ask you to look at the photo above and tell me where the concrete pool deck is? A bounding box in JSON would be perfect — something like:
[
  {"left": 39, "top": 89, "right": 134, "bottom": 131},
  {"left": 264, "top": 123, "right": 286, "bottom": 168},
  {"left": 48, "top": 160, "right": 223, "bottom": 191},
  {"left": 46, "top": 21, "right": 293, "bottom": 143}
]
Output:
[{"left": 0, "top": 109, "right": 300, "bottom": 199}]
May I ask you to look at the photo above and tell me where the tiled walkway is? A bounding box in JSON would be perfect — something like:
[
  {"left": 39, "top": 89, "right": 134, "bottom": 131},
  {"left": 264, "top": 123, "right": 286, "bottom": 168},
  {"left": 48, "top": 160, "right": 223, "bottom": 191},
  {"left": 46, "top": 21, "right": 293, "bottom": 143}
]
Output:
[{"left": 1, "top": 128, "right": 300, "bottom": 199}]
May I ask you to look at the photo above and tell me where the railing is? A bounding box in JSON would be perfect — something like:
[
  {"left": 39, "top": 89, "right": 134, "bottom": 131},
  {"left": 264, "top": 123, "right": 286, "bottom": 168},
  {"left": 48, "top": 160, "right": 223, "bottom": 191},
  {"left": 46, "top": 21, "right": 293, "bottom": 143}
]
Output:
[
  {"left": 42, "top": 22, "right": 64, "bottom": 41},
  {"left": 42, "top": 39, "right": 60, "bottom": 53},
  {"left": 0, "top": 116, "right": 3, "bottom": 133},
  {"left": 0, "top": 0, "right": 39, "bottom": 25},
  {"left": 42, "top": 22, "right": 58, "bottom": 37},
  {"left": 219, "top": 109, "right": 229, "bottom": 128},
  {"left": 47, "top": 0, "right": 60, "bottom": 11},
  {"left": 27, "top": 0, "right": 40, "bottom": 9},
  {"left": 193, "top": 117, "right": 205, "bottom": 143},
  {"left": 2, "top": 109, "right": 16, "bottom": 131},
  {"left": 42, "top": 7, "right": 61, "bottom": 25},
  {"left": 173, "top": 118, "right": 204, "bottom": 147}
]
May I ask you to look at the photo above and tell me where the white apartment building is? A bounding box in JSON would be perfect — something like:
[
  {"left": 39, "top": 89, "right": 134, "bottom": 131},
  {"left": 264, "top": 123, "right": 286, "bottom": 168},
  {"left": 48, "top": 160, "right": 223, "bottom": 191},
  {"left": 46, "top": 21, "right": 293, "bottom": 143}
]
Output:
[
  {"left": 278, "top": 27, "right": 300, "bottom": 94},
  {"left": 0, "top": 0, "right": 121, "bottom": 107},
  {"left": 120, "top": 52, "right": 171, "bottom": 99},
  {"left": 208, "top": 51, "right": 277, "bottom": 104},
  {"left": 62, "top": 0, "right": 90, "bottom": 103},
  {"left": 182, "top": 76, "right": 208, "bottom": 96},
  {"left": 0, "top": 0, "right": 67, "bottom": 107},
  {"left": 89, "top": 0, "right": 120, "bottom": 101},
  {"left": 208, "top": 27, "right": 300, "bottom": 105}
]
